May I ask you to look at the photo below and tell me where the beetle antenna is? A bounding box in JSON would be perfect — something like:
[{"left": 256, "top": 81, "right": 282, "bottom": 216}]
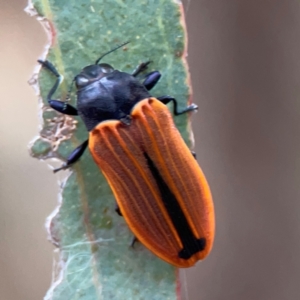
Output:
[{"left": 95, "top": 41, "right": 130, "bottom": 64}]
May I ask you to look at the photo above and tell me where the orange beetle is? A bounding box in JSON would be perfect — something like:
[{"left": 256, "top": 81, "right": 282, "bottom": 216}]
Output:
[{"left": 39, "top": 44, "right": 215, "bottom": 267}]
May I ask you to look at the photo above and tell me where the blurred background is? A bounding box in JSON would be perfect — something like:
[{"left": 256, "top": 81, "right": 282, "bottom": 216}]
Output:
[{"left": 1, "top": 0, "right": 300, "bottom": 299}]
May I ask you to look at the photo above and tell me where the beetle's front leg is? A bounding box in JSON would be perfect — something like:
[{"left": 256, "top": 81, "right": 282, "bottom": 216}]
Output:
[
  {"left": 38, "top": 60, "right": 78, "bottom": 116},
  {"left": 142, "top": 71, "right": 161, "bottom": 91},
  {"left": 54, "top": 140, "right": 88, "bottom": 173},
  {"left": 132, "top": 61, "right": 161, "bottom": 91},
  {"left": 157, "top": 95, "right": 198, "bottom": 115},
  {"left": 131, "top": 61, "right": 151, "bottom": 77}
]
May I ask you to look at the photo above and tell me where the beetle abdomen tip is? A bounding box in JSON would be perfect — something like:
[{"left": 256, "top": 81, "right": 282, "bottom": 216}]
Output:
[{"left": 178, "top": 237, "right": 206, "bottom": 260}]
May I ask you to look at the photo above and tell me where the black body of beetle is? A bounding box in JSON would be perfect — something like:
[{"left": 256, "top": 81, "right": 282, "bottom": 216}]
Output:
[{"left": 75, "top": 64, "right": 151, "bottom": 131}]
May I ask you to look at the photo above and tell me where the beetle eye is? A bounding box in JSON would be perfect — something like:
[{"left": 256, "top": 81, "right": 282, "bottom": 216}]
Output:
[
  {"left": 99, "top": 63, "right": 114, "bottom": 74},
  {"left": 75, "top": 76, "right": 89, "bottom": 87}
]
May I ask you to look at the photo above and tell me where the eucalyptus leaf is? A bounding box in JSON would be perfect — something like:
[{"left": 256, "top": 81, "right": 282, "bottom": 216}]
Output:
[{"left": 27, "top": 0, "right": 192, "bottom": 299}]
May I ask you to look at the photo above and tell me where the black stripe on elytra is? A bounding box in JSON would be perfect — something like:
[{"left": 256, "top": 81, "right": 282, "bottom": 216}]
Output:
[{"left": 144, "top": 153, "right": 206, "bottom": 260}]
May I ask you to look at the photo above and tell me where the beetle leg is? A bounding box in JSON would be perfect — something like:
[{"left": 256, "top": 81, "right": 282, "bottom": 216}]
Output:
[
  {"left": 191, "top": 151, "right": 197, "bottom": 160},
  {"left": 38, "top": 60, "right": 78, "bottom": 116},
  {"left": 53, "top": 140, "right": 88, "bottom": 173},
  {"left": 157, "top": 95, "right": 198, "bottom": 116},
  {"left": 131, "top": 60, "right": 152, "bottom": 77},
  {"left": 142, "top": 71, "right": 161, "bottom": 90},
  {"left": 115, "top": 203, "right": 122, "bottom": 216},
  {"left": 130, "top": 236, "right": 139, "bottom": 248}
]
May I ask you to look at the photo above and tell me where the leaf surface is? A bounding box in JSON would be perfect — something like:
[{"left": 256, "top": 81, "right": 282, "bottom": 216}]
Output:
[{"left": 28, "top": 0, "right": 192, "bottom": 299}]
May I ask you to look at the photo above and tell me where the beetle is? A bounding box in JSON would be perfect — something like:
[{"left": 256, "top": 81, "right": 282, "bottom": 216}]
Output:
[{"left": 38, "top": 42, "right": 215, "bottom": 268}]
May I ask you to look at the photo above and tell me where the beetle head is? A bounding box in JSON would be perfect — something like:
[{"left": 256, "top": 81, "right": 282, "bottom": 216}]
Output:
[
  {"left": 75, "top": 63, "right": 114, "bottom": 89},
  {"left": 74, "top": 41, "right": 129, "bottom": 90}
]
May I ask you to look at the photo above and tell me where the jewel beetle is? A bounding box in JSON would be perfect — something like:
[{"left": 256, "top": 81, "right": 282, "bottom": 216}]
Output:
[{"left": 38, "top": 42, "right": 215, "bottom": 268}]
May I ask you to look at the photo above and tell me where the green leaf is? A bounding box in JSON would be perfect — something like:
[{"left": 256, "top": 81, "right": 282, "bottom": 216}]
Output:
[{"left": 28, "top": 0, "right": 192, "bottom": 299}]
